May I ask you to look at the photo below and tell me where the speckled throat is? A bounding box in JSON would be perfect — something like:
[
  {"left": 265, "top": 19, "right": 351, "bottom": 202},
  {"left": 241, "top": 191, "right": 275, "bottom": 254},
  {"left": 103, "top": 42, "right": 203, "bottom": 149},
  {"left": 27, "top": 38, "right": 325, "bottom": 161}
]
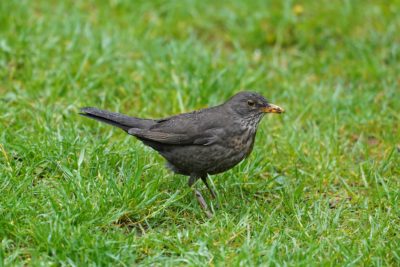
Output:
[{"left": 239, "top": 113, "right": 265, "bottom": 132}]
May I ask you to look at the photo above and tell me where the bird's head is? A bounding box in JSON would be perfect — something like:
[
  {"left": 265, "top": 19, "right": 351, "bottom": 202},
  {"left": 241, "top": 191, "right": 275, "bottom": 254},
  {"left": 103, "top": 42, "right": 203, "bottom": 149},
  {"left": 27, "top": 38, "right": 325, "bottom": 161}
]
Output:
[{"left": 225, "top": 91, "right": 284, "bottom": 118}]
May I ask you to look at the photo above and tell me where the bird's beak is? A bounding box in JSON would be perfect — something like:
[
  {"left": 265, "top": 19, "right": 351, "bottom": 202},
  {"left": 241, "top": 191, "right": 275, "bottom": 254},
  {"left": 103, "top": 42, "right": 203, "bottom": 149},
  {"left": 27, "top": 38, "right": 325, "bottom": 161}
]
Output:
[{"left": 261, "top": 103, "right": 284, "bottom": 114}]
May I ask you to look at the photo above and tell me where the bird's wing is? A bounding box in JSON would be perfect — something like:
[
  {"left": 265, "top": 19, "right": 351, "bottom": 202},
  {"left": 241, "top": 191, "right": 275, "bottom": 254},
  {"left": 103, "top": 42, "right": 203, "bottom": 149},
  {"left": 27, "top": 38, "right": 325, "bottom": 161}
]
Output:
[
  {"left": 127, "top": 127, "right": 222, "bottom": 146},
  {"left": 127, "top": 106, "right": 229, "bottom": 145},
  {"left": 128, "top": 128, "right": 191, "bottom": 144}
]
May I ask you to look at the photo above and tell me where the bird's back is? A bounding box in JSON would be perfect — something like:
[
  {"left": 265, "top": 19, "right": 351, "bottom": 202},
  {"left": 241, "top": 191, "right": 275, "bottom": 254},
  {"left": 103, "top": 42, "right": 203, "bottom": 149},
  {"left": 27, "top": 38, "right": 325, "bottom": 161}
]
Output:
[
  {"left": 80, "top": 100, "right": 258, "bottom": 176},
  {"left": 149, "top": 106, "right": 257, "bottom": 176},
  {"left": 150, "top": 104, "right": 230, "bottom": 134}
]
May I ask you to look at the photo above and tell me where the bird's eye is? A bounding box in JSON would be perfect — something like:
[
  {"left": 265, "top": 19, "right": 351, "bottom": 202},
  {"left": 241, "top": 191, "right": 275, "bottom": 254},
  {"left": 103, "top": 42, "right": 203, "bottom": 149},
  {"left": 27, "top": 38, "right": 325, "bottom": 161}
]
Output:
[{"left": 247, "top": 100, "right": 255, "bottom": 107}]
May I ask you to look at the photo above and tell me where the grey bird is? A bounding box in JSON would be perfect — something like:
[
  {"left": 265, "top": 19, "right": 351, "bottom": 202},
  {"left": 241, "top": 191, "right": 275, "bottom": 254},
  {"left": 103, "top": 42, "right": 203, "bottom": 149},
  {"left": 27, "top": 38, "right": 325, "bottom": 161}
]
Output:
[{"left": 80, "top": 91, "right": 284, "bottom": 217}]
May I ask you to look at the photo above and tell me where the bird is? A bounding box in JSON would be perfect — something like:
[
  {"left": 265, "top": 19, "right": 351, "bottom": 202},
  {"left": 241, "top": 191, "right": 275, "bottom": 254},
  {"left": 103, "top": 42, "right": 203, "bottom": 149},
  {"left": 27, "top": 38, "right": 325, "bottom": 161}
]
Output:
[{"left": 80, "top": 91, "right": 284, "bottom": 217}]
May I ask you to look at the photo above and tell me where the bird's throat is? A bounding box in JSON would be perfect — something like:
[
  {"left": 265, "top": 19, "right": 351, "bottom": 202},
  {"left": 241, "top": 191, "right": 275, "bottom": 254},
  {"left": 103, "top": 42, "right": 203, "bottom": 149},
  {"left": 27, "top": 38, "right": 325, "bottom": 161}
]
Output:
[{"left": 239, "top": 113, "right": 264, "bottom": 131}]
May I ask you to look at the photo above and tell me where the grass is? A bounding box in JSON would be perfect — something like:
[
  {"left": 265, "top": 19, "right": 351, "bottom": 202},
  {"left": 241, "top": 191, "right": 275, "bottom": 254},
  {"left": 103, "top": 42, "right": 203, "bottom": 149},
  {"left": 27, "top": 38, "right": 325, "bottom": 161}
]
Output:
[{"left": 1, "top": 0, "right": 400, "bottom": 265}]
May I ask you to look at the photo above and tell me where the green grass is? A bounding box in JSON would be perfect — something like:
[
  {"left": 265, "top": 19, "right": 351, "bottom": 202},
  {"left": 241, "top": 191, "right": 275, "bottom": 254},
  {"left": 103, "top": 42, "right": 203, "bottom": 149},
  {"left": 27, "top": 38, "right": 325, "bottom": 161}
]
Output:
[{"left": 1, "top": 0, "right": 400, "bottom": 265}]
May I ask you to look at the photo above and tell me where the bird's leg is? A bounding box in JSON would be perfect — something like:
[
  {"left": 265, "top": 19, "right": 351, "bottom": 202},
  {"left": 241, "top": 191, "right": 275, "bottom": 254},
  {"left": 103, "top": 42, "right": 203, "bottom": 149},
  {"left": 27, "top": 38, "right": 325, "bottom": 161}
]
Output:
[
  {"left": 194, "top": 190, "right": 213, "bottom": 218},
  {"left": 188, "top": 175, "right": 213, "bottom": 218},
  {"left": 201, "top": 176, "right": 217, "bottom": 199},
  {"left": 201, "top": 176, "right": 219, "bottom": 210}
]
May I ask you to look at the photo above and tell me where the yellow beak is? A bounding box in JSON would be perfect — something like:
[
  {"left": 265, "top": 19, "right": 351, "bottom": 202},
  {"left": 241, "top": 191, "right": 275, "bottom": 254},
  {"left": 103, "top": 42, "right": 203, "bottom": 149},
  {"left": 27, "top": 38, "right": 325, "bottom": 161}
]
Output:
[{"left": 261, "top": 103, "right": 284, "bottom": 113}]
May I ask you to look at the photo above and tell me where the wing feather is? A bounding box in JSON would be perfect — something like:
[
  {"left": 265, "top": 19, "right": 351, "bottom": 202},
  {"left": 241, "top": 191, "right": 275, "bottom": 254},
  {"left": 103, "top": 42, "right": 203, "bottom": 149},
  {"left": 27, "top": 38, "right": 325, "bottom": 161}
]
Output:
[{"left": 128, "top": 106, "right": 227, "bottom": 146}]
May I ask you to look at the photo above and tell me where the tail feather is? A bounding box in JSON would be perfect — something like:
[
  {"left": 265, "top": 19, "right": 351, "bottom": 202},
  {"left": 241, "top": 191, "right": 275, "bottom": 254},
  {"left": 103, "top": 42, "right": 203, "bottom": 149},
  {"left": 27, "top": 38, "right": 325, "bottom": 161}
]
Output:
[{"left": 80, "top": 107, "right": 155, "bottom": 131}]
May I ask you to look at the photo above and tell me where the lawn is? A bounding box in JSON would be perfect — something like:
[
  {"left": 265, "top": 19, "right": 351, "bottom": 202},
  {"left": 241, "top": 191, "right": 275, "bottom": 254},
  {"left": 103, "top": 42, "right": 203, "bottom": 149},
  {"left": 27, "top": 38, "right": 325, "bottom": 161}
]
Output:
[{"left": 1, "top": 0, "right": 399, "bottom": 265}]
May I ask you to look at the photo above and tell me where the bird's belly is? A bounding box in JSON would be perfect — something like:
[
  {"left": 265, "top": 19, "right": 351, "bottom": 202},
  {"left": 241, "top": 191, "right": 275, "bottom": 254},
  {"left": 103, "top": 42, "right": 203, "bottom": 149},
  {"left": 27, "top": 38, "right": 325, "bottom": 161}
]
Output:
[{"left": 161, "top": 136, "right": 254, "bottom": 176}]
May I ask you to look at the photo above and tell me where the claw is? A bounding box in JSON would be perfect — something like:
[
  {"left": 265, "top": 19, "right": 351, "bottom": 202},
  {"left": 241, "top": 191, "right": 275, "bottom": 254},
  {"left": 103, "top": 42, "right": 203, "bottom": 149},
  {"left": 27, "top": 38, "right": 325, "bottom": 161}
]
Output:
[{"left": 194, "top": 190, "right": 213, "bottom": 218}]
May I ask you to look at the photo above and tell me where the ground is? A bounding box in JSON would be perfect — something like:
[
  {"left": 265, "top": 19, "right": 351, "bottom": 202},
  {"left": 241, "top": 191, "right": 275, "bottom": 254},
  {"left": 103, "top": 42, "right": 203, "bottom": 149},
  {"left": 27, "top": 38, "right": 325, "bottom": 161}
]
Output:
[{"left": 1, "top": 0, "right": 399, "bottom": 265}]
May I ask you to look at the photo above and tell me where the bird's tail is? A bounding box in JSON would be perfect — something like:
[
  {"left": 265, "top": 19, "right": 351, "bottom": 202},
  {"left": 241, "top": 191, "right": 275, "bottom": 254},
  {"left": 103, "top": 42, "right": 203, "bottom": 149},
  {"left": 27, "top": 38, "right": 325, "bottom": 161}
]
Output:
[{"left": 79, "top": 107, "right": 155, "bottom": 131}]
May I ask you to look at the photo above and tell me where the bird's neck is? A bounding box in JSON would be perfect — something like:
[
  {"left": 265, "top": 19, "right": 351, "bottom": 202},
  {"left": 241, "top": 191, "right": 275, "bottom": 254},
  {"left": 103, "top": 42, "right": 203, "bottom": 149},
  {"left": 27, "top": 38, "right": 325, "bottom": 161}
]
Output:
[{"left": 238, "top": 114, "right": 264, "bottom": 132}]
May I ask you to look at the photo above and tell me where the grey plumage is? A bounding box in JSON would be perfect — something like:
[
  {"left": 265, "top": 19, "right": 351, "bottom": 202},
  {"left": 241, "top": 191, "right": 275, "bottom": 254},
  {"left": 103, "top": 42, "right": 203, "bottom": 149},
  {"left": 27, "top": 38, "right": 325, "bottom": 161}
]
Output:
[
  {"left": 80, "top": 107, "right": 156, "bottom": 131},
  {"left": 80, "top": 91, "right": 284, "bottom": 217}
]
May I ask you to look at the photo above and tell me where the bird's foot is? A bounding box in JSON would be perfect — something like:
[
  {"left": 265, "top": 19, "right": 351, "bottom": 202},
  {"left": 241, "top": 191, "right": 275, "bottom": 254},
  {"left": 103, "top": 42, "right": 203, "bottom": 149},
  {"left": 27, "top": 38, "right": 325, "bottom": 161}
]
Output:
[
  {"left": 194, "top": 189, "right": 213, "bottom": 218},
  {"left": 200, "top": 176, "right": 219, "bottom": 210}
]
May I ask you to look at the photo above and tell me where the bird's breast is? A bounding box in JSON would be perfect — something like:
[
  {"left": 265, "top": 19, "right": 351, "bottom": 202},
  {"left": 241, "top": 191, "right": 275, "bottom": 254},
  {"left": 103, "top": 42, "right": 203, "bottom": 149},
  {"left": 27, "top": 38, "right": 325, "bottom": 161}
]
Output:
[
  {"left": 157, "top": 125, "right": 258, "bottom": 176},
  {"left": 227, "top": 127, "right": 256, "bottom": 155}
]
